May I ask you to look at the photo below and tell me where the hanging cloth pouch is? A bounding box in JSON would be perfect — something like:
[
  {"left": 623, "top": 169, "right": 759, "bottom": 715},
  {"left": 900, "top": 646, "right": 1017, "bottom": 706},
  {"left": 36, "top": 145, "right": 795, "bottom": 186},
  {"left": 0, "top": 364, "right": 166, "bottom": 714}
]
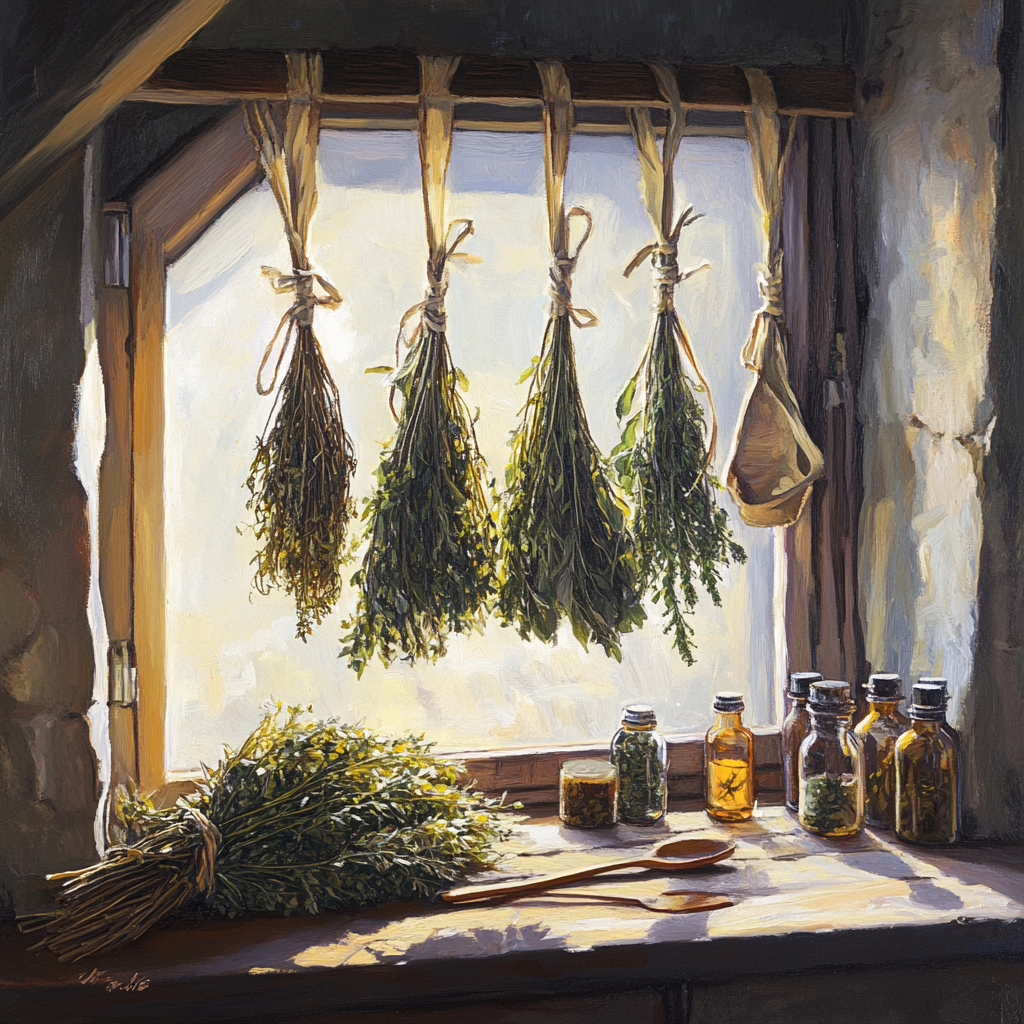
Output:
[{"left": 726, "top": 69, "right": 823, "bottom": 528}]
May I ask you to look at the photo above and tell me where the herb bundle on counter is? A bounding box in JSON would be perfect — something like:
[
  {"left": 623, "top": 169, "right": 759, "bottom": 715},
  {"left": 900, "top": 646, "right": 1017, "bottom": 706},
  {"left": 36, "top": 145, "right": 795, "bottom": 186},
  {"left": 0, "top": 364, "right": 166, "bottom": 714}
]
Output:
[{"left": 21, "top": 706, "right": 515, "bottom": 962}]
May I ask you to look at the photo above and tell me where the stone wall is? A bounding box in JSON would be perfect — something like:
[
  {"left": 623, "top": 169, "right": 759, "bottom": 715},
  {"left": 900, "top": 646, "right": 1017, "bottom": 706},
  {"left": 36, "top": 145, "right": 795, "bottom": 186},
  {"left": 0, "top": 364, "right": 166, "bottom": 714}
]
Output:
[{"left": 0, "top": 150, "right": 99, "bottom": 916}]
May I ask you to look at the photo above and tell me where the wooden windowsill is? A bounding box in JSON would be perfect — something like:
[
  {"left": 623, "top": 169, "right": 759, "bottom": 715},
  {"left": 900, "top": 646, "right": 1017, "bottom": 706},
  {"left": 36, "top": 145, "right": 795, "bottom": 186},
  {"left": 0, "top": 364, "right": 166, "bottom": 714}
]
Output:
[
  {"left": 4, "top": 806, "right": 1024, "bottom": 1024},
  {"left": 160, "top": 728, "right": 785, "bottom": 808}
]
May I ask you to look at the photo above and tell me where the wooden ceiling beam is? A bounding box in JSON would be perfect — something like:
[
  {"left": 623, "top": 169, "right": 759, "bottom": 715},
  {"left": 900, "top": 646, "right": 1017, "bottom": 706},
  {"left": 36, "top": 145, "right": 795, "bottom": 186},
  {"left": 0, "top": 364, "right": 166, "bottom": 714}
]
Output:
[
  {"left": 0, "top": 0, "right": 235, "bottom": 224},
  {"left": 133, "top": 49, "right": 855, "bottom": 118}
]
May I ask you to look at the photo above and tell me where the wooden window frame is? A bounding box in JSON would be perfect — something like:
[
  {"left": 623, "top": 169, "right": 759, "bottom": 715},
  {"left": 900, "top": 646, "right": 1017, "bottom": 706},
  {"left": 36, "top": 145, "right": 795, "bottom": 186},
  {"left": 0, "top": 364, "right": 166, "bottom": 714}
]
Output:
[{"left": 98, "top": 55, "right": 853, "bottom": 809}]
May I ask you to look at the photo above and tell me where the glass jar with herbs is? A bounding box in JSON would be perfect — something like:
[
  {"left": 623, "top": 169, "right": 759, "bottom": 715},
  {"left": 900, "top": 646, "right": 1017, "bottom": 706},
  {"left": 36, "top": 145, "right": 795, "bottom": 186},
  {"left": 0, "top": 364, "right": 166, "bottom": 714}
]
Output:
[
  {"left": 704, "top": 692, "right": 754, "bottom": 822},
  {"left": 853, "top": 673, "right": 909, "bottom": 830},
  {"left": 798, "top": 681, "right": 865, "bottom": 838},
  {"left": 895, "top": 681, "right": 958, "bottom": 845},
  {"left": 559, "top": 759, "right": 618, "bottom": 829},
  {"left": 782, "top": 671, "right": 821, "bottom": 811},
  {"left": 610, "top": 704, "right": 668, "bottom": 826}
]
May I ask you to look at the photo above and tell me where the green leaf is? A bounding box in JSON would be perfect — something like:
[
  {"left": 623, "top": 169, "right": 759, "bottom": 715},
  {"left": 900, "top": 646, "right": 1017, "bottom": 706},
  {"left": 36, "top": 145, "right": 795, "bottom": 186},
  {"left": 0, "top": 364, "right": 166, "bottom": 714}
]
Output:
[
  {"left": 616, "top": 369, "right": 641, "bottom": 420},
  {"left": 365, "top": 365, "right": 395, "bottom": 375},
  {"left": 454, "top": 368, "right": 470, "bottom": 393}
]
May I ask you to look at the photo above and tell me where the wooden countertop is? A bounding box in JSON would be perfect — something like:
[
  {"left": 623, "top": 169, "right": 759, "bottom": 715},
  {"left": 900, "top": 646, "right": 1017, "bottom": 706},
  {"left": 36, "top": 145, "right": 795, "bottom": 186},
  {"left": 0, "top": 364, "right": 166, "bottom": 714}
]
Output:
[{"left": 3, "top": 806, "right": 1024, "bottom": 1023}]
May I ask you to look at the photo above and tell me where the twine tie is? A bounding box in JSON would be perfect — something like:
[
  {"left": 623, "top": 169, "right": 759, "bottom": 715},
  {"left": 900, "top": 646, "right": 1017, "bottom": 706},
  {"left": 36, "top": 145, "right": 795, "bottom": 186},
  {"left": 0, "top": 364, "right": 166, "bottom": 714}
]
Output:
[
  {"left": 256, "top": 267, "right": 342, "bottom": 395},
  {"left": 548, "top": 207, "right": 599, "bottom": 328}
]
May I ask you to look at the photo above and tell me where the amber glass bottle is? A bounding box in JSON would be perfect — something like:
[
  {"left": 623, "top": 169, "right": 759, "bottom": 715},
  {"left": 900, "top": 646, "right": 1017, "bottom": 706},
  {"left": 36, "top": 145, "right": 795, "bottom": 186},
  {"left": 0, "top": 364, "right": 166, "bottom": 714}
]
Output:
[
  {"left": 782, "top": 672, "right": 821, "bottom": 811},
  {"left": 854, "top": 673, "right": 909, "bottom": 830},
  {"left": 705, "top": 692, "right": 754, "bottom": 822},
  {"left": 798, "top": 681, "right": 865, "bottom": 838},
  {"left": 895, "top": 681, "right": 958, "bottom": 845}
]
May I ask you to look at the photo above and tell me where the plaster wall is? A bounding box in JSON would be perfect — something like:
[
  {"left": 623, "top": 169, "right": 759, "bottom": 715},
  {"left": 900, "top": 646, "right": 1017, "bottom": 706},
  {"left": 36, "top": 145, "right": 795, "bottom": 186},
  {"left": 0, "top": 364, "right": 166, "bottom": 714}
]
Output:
[{"left": 857, "top": 0, "right": 1002, "bottom": 830}]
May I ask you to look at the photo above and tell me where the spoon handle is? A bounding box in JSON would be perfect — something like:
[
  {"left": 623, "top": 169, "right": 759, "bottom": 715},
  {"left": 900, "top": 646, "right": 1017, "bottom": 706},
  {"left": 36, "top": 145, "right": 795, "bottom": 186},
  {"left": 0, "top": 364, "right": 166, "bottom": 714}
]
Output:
[{"left": 441, "top": 857, "right": 648, "bottom": 903}]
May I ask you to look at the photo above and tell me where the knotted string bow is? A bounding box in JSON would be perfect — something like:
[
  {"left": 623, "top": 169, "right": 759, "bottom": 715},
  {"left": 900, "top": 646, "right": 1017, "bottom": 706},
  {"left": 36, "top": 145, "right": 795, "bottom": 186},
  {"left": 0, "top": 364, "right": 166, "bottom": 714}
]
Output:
[
  {"left": 255, "top": 267, "right": 343, "bottom": 395},
  {"left": 548, "top": 206, "right": 599, "bottom": 329}
]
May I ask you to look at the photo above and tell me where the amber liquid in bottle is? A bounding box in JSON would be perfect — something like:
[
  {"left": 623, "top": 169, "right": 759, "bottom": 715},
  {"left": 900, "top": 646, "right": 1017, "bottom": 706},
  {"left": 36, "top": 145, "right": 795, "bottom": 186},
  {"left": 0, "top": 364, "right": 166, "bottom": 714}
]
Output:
[
  {"left": 705, "top": 694, "right": 754, "bottom": 822},
  {"left": 895, "top": 721, "right": 958, "bottom": 845},
  {"left": 855, "top": 696, "right": 909, "bottom": 830}
]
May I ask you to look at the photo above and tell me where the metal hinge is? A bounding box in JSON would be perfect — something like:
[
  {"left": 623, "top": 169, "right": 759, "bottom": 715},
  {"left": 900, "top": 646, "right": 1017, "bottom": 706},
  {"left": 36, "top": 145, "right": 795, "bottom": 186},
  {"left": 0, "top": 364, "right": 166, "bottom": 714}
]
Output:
[
  {"left": 107, "top": 639, "right": 138, "bottom": 706},
  {"left": 103, "top": 204, "right": 130, "bottom": 288}
]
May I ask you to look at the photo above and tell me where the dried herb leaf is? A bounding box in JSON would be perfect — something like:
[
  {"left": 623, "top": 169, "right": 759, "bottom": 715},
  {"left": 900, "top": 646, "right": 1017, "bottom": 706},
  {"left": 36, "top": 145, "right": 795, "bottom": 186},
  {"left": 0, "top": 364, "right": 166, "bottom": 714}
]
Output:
[
  {"left": 341, "top": 324, "right": 497, "bottom": 674},
  {"left": 498, "top": 312, "right": 646, "bottom": 660}
]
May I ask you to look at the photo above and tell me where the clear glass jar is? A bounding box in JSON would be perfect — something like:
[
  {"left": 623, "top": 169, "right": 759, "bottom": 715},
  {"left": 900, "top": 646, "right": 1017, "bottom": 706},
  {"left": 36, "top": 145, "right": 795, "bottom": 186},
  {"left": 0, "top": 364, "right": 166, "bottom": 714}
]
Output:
[
  {"left": 895, "top": 681, "right": 958, "bottom": 845},
  {"left": 853, "top": 673, "right": 909, "bottom": 830},
  {"left": 559, "top": 758, "right": 618, "bottom": 828},
  {"left": 610, "top": 704, "right": 668, "bottom": 825},
  {"left": 798, "top": 681, "right": 865, "bottom": 838},
  {"left": 782, "top": 671, "right": 821, "bottom": 811},
  {"left": 704, "top": 691, "right": 754, "bottom": 822}
]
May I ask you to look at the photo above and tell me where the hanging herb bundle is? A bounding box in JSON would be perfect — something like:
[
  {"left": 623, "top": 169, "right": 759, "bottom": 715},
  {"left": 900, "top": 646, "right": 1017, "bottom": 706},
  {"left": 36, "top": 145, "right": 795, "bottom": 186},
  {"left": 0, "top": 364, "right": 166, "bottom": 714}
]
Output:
[
  {"left": 497, "top": 62, "right": 645, "bottom": 660},
  {"left": 20, "top": 705, "right": 516, "bottom": 962},
  {"left": 611, "top": 72, "right": 744, "bottom": 666},
  {"left": 341, "top": 57, "right": 497, "bottom": 675},
  {"left": 243, "top": 53, "right": 356, "bottom": 639}
]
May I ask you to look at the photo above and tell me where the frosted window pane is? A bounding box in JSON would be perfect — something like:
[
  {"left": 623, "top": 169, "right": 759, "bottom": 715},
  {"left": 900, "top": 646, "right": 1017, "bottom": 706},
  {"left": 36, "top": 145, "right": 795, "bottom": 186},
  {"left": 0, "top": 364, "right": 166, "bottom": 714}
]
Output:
[{"left": 163, "top": 130, "right": 774, "bottom": 773}]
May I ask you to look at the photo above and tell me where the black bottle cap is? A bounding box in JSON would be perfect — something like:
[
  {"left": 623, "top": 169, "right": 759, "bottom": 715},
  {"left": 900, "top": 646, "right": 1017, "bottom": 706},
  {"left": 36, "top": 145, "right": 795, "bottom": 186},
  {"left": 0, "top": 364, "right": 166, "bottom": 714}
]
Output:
[
  {"left": 910, "top": 680, "right": 948, "bottom": 719},
  {"left": 713, "top": 691, "right": 744, "bottom": 712},
  {"left": 867, "top": 673, "right": 902, "bottom": 700},
  {"left": 788, "top": 671, "right": 822, "bottom": 698},
  {"left": 622, "top": 704, "right": 656, "bottom": 726},
  {"left": 808, "top": 681, "right": 852, "bottom": 713}
]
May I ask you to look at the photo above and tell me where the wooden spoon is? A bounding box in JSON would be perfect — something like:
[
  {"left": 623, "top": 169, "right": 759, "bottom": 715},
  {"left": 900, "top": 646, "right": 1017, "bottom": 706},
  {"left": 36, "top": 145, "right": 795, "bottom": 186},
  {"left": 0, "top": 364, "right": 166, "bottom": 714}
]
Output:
[
  {"left": 518, "top": 888, "right": 734, "bottom": 914},
  {"left": 441, "top": 837, "right": 735, "bottom": 904}
]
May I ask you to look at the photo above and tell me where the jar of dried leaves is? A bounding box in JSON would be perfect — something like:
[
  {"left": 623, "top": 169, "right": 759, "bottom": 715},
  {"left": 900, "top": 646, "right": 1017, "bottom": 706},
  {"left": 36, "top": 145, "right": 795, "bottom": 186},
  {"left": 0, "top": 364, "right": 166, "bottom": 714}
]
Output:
[
  {"left": 611, "top": 704, "right": 668, "bottom": 826},
  {"left": 559, "top": 759, "right": 619, "bottom": 829},
  {"left": 798, "top": 681, "right": 865, "bottom": 838}
]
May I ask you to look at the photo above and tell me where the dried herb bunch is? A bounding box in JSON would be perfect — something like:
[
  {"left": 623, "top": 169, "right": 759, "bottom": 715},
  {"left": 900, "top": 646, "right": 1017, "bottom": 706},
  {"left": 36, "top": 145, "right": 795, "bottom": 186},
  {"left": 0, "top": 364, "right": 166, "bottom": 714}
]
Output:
[
  {"left": 243, "top": 56, "right": 356, "bottom": 638},
  {"left": 21, "top": 706, "right": 515, "bottom": 962},
  {"left": 499, "top": 306, "right": 646, "bottom": 659},
  {"left": 342, "top": 228, "right": 497, "bottom": 673},
  {"left": 612, "top": 257, "right": 745, "bottom": 664},
  {"left": 247, "top": 312, "right": 356, "bottom": 638}
]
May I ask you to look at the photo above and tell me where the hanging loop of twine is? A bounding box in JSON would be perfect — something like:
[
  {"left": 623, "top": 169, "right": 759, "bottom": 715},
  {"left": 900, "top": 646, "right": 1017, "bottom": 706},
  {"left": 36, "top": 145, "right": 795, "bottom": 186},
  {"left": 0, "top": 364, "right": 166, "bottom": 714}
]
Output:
[
  {"left": 187, "top": 807, "right": 222, "bottom": 897},
  {"left": 255, "top": 267, "right": 342, "bottom": 396},
  {"left": 549, "top": 207, "right": 598, "bottom": 328}
]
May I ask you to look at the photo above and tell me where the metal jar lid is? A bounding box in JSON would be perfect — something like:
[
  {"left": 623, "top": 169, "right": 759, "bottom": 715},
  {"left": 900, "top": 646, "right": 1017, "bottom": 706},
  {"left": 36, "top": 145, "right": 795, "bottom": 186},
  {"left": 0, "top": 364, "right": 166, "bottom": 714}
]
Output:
[
  {"left": 560, "top": 758, "right": 618, "bottom": 781},
  {"left": 622, "top": 704, "right": 657, "bottom": 726},
  {"left": 713, "top": 691, "right": 744, "bottom": 712}
]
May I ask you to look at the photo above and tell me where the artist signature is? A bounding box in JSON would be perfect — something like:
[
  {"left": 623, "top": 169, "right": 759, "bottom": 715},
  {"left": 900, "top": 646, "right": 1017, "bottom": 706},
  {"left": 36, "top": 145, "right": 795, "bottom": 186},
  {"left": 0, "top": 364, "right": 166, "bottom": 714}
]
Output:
[{"left": 78, "top": 969, "right": 150, "bottom": 993}]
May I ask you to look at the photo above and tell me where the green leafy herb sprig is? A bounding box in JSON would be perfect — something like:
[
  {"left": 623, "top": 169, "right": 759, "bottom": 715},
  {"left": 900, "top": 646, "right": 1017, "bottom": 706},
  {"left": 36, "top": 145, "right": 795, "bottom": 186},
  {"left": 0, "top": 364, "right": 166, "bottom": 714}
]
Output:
[
  {"left": 498, "top": 311, "right": 646, "bottom": 660},
  {"left": 613, "top": 223, "right": 745, "bottom": 665},
  {"left": 246, "top": 322, "right": 357, "bottom": 639},
  {"left": 21, "top": 706, "right": 515, "bottom": 962},
  {"left": 342, "top": 307, "right": 497, "bottom": 675}
]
